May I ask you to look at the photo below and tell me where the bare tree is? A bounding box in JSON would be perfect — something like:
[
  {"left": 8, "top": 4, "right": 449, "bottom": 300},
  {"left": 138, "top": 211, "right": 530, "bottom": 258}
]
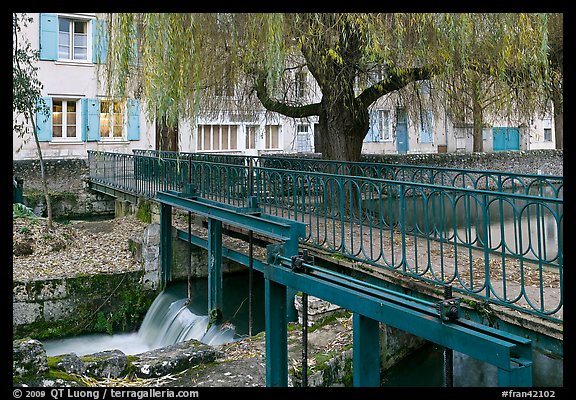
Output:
[{"left": 13, "top": 13, "right": 53, "bottom": 230}]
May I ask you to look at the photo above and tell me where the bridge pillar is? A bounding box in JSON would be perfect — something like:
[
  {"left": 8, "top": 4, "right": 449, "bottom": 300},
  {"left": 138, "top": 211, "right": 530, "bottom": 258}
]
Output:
[
  {"left": 353, "top": 312, "right": 381, "bottom": 387},
  {"left": 265, "top": 277, "right": 288, "bottom": 387},
  {"left": 207, "top": 218, "right": 223, "bottom": 322},
  {"left": 159, "top": 202, "right": 172, "bottom": 289}
]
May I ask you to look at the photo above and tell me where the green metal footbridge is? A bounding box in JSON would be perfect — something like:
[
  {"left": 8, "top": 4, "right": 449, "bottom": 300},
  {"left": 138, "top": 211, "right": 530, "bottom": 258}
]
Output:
[{"left": 87, "top": 149, "right": 563, "bottom": 387}]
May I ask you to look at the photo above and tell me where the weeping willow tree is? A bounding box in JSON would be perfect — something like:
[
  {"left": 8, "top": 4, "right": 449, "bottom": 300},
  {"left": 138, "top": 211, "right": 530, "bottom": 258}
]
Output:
[
  {"left": 546, "top": 13, "right": 563, "bottom": 149},
  {"left": 103, "top": 13, "right": 554, "bottom": 161},
  {"left": 428, "top": 13, "right": 557, "bottom": 152}
]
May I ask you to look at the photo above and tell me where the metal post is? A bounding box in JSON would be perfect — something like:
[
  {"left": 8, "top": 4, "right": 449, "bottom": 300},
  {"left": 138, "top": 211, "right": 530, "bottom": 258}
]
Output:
[
  {"left": 248, "top": 229, "right": 254, "bottom": 336},
  {"left": 352, "top": 313, "right": 380, "bottom": 387},
  {"left": 444, "top": 284, "right": 454, "bottom": 387},
  {"left": 159, "top": 203, "right": 173, "bottom": 290},
  {"left": 498, "top": 361, "right": 533, "bottom": 387},
  {"left": 187, "top": 211, "right": 192, "bottom": 301},
  {"left": 207, "top": 218, "right": 223, "bottom": 323},
  {"left": 301, "top": 292, "right": 308, "bottom": 387},
  {"left": 248, "top": 159, "right": 254, "bottom": 337},
  {"left": 265, "top": 276, "right": 288, "bottom": 386}
]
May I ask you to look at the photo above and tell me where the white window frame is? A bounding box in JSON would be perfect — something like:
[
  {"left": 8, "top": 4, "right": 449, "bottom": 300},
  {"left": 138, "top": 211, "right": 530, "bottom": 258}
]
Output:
[
  {"left": 57, "top": 15, "right": 92, "bottom": 63},
  {"left": 378, "top": 109, "right": 393, "bottom": 142},
  {"left": 264, "top": 125, "right": 281, "bottom": 149},
  {"left": 100, "top": 100, "right": 126, "bottom": 141},
  {"left": 197, "top": 124, "right": 239, "bottom": 152},
  {"left": 246, "top": 125, "right": 257, "bottom": 150},
  {"left": 51, "top": 98, "right": 80, "bottom": 142}
]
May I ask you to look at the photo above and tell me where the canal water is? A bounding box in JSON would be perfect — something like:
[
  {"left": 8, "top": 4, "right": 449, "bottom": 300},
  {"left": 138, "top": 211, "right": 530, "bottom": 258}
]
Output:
[{"left": 42, "top": 269, "right": 561, "bottom": 386}]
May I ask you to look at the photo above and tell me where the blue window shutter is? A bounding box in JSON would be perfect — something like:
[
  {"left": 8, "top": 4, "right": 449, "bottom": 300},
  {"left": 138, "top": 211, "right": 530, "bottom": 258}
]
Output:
[
  {"left": 39, "top": 14, "right": 58, "bottom": 61},
  {"left": 36, "top": 97, "right": 52, "bottom": 141},
  {"left": 81, "top": 98, "right": 88, "bottom": 141},
  {"left": 92, "top": 18, "right": 108, "bottom": 64},
  {"left": 420, "top": 111, "right": 434, "bottom": 144},
  {"left": 85, "top": 98, "right": 101, "bottom": 141},
  {"left": 127, "top": 99, "right": 141, "bottom": 140}
]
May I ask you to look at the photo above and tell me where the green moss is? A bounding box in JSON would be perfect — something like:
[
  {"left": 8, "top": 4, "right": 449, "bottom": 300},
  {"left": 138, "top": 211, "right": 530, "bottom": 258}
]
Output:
[
  {"left": 331, "top": 252, "right": 347, "bottom": 261},
  {"left": 14, "top": 272, "right": 157, "bottom": 341},
  {"left": 136, "top": 200, "right": 152, "bottom": 224},
  {"left": 308, "top": 310, "right": 351, "bottom": 333},
  {"left": 46, "top": 355, "right": 65, "bottom": 370},
  {"left": 45, "top": 369, "right": 86, "bottom": 385}
]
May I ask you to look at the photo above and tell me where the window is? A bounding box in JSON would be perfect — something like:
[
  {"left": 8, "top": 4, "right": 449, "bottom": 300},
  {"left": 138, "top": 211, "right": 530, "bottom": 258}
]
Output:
[
  {"left": 264, "top": 125, "right": 280, "bottom": 149},
  {"left": 52, "top": 99, "right": 78, "bottom": 139},
  {"left": 296, "top": 124, "right": 312, "bottom": 152},
  {"left": 295, "top": 71, "right": 307, "bottom": 98},
  {"left": 378, "top": 110, "right": 392, "bottom": 141},
  {"left": 246, "top": 126, "right": 257, "bottom": 149},
  {"left": 365, "top": 110, "right": 392, "bottom": 142},
  {"left": 197, "top": 125, "right": 238, "bottom": 151},
  {"left": 35, "top": 97, "right": 140, "bottom": 142},
  {"left": 40, "top": 14, "right": 108, "bottom": 63},
  {"left": 58, "top": 18, "right": 88, "bottom": 61},
  {"left": 544, "top": 128, "right": 552, "bottom": 142},
  {"left": 100, "top": 100, "right": 124, "bottom": 139},
  {"left": 419, "top": 110, "right": 434, "bottom": 144}
]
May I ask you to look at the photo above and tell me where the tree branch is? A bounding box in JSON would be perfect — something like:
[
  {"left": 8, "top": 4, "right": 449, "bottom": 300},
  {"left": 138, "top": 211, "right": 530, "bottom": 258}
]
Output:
[
  {"left": 357, "top": 66, "right": 435, "bottom": 108},
  {"left": 253, "top": 71, "right": 321, "bottom": 118}
]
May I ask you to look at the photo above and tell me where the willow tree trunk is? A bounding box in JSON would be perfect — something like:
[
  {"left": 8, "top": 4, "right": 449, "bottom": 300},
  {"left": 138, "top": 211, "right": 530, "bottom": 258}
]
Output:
[
  {"left": 316, "top": 95, "right": 369, "bottom": 219},
  {"left": 471, "top": 76, "right": 484, "bottom": 153},
  {"left": 318, "top": 97, "right": 369, "bottom": 163},
  {"left": 553, "top": 92, "right": 563, "bottom": 149}
]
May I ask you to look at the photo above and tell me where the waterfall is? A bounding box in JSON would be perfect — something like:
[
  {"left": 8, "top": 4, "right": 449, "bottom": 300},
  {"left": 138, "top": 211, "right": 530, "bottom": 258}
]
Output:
[
  {"left": 43, "top": 289, "right": 237, "bottom": 356},
  {"left": 137, "top": 291, "right": 236, "bottom": 348}
]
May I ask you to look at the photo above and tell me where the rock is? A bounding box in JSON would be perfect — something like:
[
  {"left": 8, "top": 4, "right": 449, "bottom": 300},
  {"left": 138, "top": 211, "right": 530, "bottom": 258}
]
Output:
[
  {"left": 13, "top": 338, "right": 48, "bottom": 378},
  {"left": 52, "top": 350, "right": 128, "bottom": 379},
  {"left": 162, "top": 357, "right": 266, "bottom": 387},
  {"left": 53, "top": 353, "right": 85, "bottom": 375},
  {"left": 294, "top": 294, "right": 342, "bottom": 326},
  {"left": 82, "top": 350, "right": 127, "bottom": 378},
  {"left": 132, "top": 339, "right": 222, "bottom": 378}
]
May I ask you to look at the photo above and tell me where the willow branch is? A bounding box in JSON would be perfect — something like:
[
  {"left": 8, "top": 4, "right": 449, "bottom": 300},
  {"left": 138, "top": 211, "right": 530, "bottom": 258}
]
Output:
[
  {"left": 253, "top": 71, "right": 321, "bottom": 118},
  {"left": 357, "top": 66, "right": 435, "bottom": 108}
]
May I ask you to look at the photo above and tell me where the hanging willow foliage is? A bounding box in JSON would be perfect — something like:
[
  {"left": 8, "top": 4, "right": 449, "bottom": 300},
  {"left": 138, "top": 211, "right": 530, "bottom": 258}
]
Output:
[{"left": 101, "top": 12, "right": 556, "bottom": 156}]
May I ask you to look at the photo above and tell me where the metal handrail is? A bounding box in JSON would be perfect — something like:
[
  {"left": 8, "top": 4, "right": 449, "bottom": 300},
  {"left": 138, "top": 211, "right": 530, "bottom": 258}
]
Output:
[
  {"left": 88, "top": 150, "right": 563, "bottom": 322},
  {"left": 132, "top": 149, "right": 563, "bottom": 199}
]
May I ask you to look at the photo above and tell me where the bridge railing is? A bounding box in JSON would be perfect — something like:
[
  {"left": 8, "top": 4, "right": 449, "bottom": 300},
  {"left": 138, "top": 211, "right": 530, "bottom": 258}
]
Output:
[
  {"left": 132, "top": 149, "right": 563, "bottom": 199},
  {"left": 89, "top": 150, "right": 563, "bottom": 322}
]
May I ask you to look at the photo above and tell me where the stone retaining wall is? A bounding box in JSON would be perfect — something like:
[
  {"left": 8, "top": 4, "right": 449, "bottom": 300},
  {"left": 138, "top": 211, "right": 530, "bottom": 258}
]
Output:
[
  {"left": 13, "top": 271, "right": 157, "bottom": 340},
  {"left": 12, "top": 158, "right": 114, "bottom": 218}
]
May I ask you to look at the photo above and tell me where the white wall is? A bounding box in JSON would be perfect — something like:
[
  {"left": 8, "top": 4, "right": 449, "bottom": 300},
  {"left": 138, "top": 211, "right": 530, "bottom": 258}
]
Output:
[{"left": 13, "top": 13, "right": 155, "bottom": 161}]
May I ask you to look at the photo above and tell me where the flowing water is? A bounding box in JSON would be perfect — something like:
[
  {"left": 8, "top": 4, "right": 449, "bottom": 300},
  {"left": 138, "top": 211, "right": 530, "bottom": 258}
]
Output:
[{"left": 43, "top": 272, "right": 265, "bottom": 357}]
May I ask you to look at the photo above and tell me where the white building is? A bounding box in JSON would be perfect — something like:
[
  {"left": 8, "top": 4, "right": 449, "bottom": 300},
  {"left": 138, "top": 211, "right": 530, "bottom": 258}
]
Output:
[{"left": 13, "top": 13, "right": 555, "bottom": 161}]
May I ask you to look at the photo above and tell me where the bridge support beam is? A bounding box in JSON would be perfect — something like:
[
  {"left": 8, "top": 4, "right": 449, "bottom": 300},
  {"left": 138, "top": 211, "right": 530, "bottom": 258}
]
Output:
[
  {"left": 207, "top": 218, "right": 223, "bottom": 322},
  {"left": 265, "top": 277, "right": 288, "bottom": 387},
  {"left": 353, "top": 313, "right": 381, "bottom": 386},
  {"left": 159, "top": 202, "right": 173, "bottom": 289}
]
